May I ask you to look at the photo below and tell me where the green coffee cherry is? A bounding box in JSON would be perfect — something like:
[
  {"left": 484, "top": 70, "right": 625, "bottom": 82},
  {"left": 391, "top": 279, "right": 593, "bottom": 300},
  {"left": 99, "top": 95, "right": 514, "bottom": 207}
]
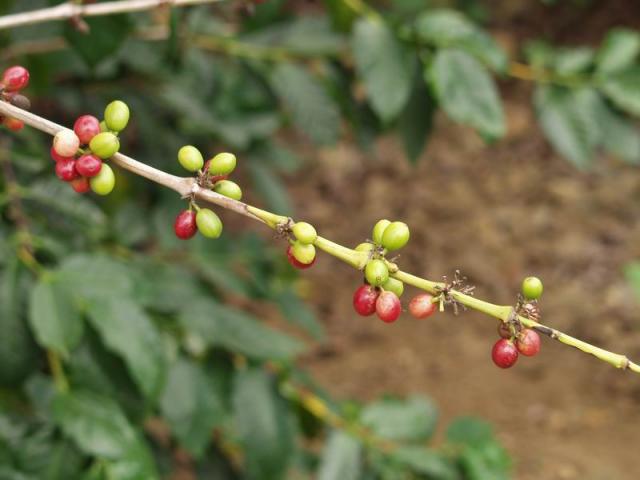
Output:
[
  {"left": 89, "top": 164, "right": 115, "bottom": 195},
  {"left": 355, "top": 242, "right": 374, "bottom": 253},
  {"left": 99, "top": 120, "right": 108, "bottom": 132},
  {"left": 208, "top": 152, "right": 236, "bottom": 176},
  {"left": 196, "top": 208, "right": 223, "bottom": 239},
  {"left": 89, "top": 132, "right": 120, "bottom": 159},
  {"left": 291, "top": 241, "right": 316, "bottom": 265},
  {"left": 178, "top": 145, "right": 204, "bottom": 172},
  {"left": 381, "top": 221, "right": 410, "bottom": 251},
  {"left": 213, "top": 180, "right": 242, "bottom": 201},
  {"left": 372, "top": 219, "right": 391, "bottom": 245},
  {"left": 365, "top": 259, "right": 389, "bottom": 287},
  {"left": 522, "top": 276, "right": 543, "bottom": 300},
  {"left": 104, "top": 100, "right": 130, "bottom": 132},
  {"left": 382, "top": 277, "right": 404, "bottom": 297},
  {"left": 292, "top": 222, "right": 317, "bottom": 245}
]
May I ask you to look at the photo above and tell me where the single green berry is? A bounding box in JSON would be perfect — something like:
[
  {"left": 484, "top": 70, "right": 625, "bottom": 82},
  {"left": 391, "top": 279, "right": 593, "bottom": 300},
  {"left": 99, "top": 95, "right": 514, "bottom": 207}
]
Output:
[
  {"left": 372, "top": 219, "right": 391, "bottom": 245},
  {"left": 381, "top": 221, "right": 410, "bottom": 251},
  {"left": 196, "top": 208, "right": 223, "bottom": 239},
  {"left": 208, "top": 152, "right": 236, "bottom": 176},
  {"left": 382, "top": 277, "right": 404, "bottom": 297},
  {"left": 290, "top": 240, "right": 316, "bottom": 265},
  {"left": 89, "top": 132, "right": 120, "bottom": 159},
  {"left": 89, "top": 164, "right": 115, "bottom": 195},
  {"left": 104, "top": 100, "right": 130, "bottom": 132},
  {"left": 99, "top": 120, "right": 108, "bottom": 132},
  {"left": 521, "top": 276, "right": 543, "bottom": 300},
  {"left": 178, "top": 145, "right": 204, "bottom": 172},
  {"left": 365, "top": 259, "right": 389, "bottom": 287},
  {"left": 292, "top": 222, "right": 317, "bottom": 245},
  {"left": 213, "top": 180, "right": 242, "bottom": 201},
  {"left": 355, "top": 242, "right": 374, "bottom": 253}
]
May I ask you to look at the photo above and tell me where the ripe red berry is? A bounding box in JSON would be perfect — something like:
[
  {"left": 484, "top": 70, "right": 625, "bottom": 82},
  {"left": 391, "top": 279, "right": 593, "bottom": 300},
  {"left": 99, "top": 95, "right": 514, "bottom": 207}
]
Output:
[
  {"left": 70, "top": 177, "right": 90, "bottom": 194},
  {"left": 75, "top": 154, "right": 102, "bottom": 177},
  {"left": 353, "top": 284, "right": 380, "bottom": 316},
  {"left": 50, "top": 145, "right": 72, "bottom": 162},
  {"left": 515, "top": 328, "right": 541, "bottom": 357},
  {"left": 408, "top": 293, "right": 436, "bottom": 319},
  {"left": 375, "top": 291, "right": 401, "bottom": 323},
  {"left": 174, "top": 210, "right": 197, "bottom": 240},
  {"left": 73, "top": 115, "right": 101, "bottom": 145},
  {"left": 3, "top": 117, "right": 24, "bottom": 131},
  {"left": 491, "top": 339, "right": 519, "bottom": 369},
  {"left": 1, "top": 66, "right": 29, "bottom": 92},
  {"left": 55, "top": 158, "right": 78, "bottom": 182},
  {"left": 286, "top": 245, "right": 316, "bottom": 269},
  {"left": 497, "top": 322, "right": 512, "bottom": 339}
]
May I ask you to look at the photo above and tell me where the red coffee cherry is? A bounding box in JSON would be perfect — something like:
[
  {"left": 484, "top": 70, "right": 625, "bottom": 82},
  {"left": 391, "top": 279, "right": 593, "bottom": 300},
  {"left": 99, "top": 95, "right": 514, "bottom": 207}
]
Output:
[
  {"left": 375, "top": 291, "right": 401, "bottom": 323},
  {"left": 75, "top": 154, "right": 103, "bottom": 177},
  {"left": 497, "top": 322, "right": 512, "bottom": 339},
  {"left": 70, "top": 177, "right": 90, "bottom": 194},
  {"left": 286, "top": 245, "right": 316, "bottom": 269},
  {"left": 408, "top": 293, "right": 436, "bottom": 319},
  {"left": 55, "top": 158, "right": 78, "bottom": 182},
  {"left": 491, "top": 339, "right": 519, "bottom": 369},
  {"left": 3, "top": 117, "right": 24, "bottom": 131},
  {"left": 73, "top": 115, "right": 101, "bottom": 145},
  {"left": 1, "top": 66, "right": 29, "bottom": 92},
  {"left": 174, "top": 210, "right": 197, "bottom": 240},
  {"left": 515, "top": 328, "right": 541, "bottom": 357},
  {"left": 50, "top": 145, "right": 72, "bottom": 162},
  {"left": 353, "top": 284, "right": 380, "bottom": 316}
]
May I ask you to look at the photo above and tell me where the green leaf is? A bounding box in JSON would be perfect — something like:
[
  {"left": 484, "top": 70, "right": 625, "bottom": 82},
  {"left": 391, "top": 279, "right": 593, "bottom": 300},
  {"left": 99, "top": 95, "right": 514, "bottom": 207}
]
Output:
[
  {"left": 86, "top": 298, "right": 166, "bottom": 399},
  {"left": 428, "top": 49, "right": 505, "bottom": 139},
  {"left": 28, "top": 277, "right": 83, "bottom": 356},
  {"left": 361, "top": 395, "right": 438, "bottom": 443},
  {"left": 596, "top": 28, "right": 640, "bottom": 75},
  {"left": 159, "top": 358, "right": 224, "bottom": 458},
  {"left": 179, "top": 299, "right": 304, "bottom": 361},
  {"left": 399, "top": 64, "right": 435, "bottom": 163},
  {"left": 274, "top": 289, "right": 324, "bottom": 340},
  {"left": 64, "top": 15, "right": 132, "bottom": 68},
  {"left": 232, "top": 368, "right": 294, "bottom": 480},
  {"left": 446, "top": 417, "right": 493, "bottom": 446},
  {"left": 247, "top": 161, "right": 294, "bottom": 216},
  {"left": 553, "top": 47, "right": 594, "bottom": 75},
  {"left": 317, "top": 431, "right": 361, "bottom": 480},
  {"left": 625, "top": 262, "right": 640, "bottom": 301},
  {"left": 270, "top": 63, "right": 340, "bottom": 145},
  {"left": 594, "top": 98, "right": 640, "bottom": 164},
  {"left": 599, "top": 67, "right": 640, "bottom": 117},
  {"left": 352, "top": 18, "right": 412, "bottom": 122},
  {"left": 391, "top": 447, "right": 457, "bottom": 480}
]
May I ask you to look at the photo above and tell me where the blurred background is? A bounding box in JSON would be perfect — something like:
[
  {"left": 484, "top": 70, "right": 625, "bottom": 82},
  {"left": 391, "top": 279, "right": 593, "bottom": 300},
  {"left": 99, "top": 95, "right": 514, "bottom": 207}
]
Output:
[{"left": 1, "top": 1, "right": 640, "bottom": 479}]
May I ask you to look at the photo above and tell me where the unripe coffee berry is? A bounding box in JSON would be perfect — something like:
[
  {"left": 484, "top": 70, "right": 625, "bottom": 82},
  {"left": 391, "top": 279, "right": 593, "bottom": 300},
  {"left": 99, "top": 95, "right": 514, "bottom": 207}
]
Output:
[
  {"left": 382, "top": 277, "right": 404, "bottom": 297},
  {"left": 372, "top": 219, "right": 391, "bottom": 245},
  {"left": 521, "top": 276, "right": 543, "bottom": 300},
  {"left": 53, "top": 130, "right": 80, "bottom": 157},
  {"left": 213, "top": 180, "right": 242, "bottom": 201},
  {"left": 55, "top": 158, "right": 78, "bottom": 182},
  {"left": 292, "top": 222, "right": 317, "bottom": 245},
  {"left": 290, "top": 241, "right": 316, "bottom": 265},
  {"left": 178, "top": 145, "right": 204, "bottom": 172},
  {"left": 89, "top": 132, "right": 120, "bottom": 159},
  {"left": 408, "top": 293, "right": 436, "bottom": 319},
  {"left": 73, "top": 115, "right": 101, "bottom": 145},
  {"left": 491, "top": 339, "right": 518, "bottom": 369},
  {"left": 100, "top": 121, "right": 108, "bottom": 132},
  {"left": 174, "top": 210, "right": 197, "bottom": 240},
  {"left": 208, "top": 152, "right": 236, "bottom": 176},
  {"left": 355, "top": 242, "right": 374, "bottom": 253},
  {"left": 196, "top": 208, "right": 223, "bottom": 239},
  {"left": 381, "top": 221, "right": 410, "bottom": 251},
  {"left": 515, "top": 329, "right": 541, "bottom": 357},
  {"left": 364, "top": 259, "right": 389, "bottom": 287},
  {"left": 353, "top": 284, "right": 379, "bottom": 316},
  {"left": 70, "top": 177, "right": 90, "bottom": 194},
  {"left": 104, "top": 100, "right": 130, "bottom": 132},
  {"left": 1, "top": 66, "right": 29, "bottom": 91},
  {"left": 75, "top": 154, "right": 102, "bottom": 178},
  {"left": 376, "top": 291, "right": 401, "bottom": 323},
  {"left": 287, "top": 244, "right": 316, "bottom": 269},
  {"left": 89, "top": 164, "right": 115, "bottom": 195}
]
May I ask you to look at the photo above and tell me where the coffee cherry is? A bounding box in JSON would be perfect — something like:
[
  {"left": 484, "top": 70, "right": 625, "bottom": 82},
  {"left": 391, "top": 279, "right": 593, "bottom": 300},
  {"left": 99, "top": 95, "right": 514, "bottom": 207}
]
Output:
[
  {"left": 196, "top": 208, "right": 223, "bottom": 239},
  {"left": 178, "top": 145, "right": 204, "bottom": 172},
  {"left": 376, "top": 291, "right": 401, "bottom": 323},
  {"left": 521, "top": 276, "right": 543, "bottom": 300},
  {"left": 75, "top": 154, "right": 102, "bottom": 178},
  {"left": 491, "top": 339, "right": 519, "bottom": 369},
  {"left": 208, "top": 152, "right": 236, "bottom": 176},
  {"left": 8, "top": 93, "right": 31, "bottom": 110},
  {"left": 100, "top": 121, "right": 108, "bottom": 132},
  {"left": 287, "top": 244, "right": 316, "bottom": 269},
  {"left": 292, "top": 222, "right": 317, "bottom": 245},
  {"left": 353, "top": 284, "right": 379, "bottom": 316},
  {"left": 104, "top": 100, "right": 130, "bottom": 132},
  {"left": 213, "top": 180, "right": 242, "bottom": 201},
  {"left": 89, "top": 132, "right": 120, "bottom": 159},
  {"left": 497, "top": 322, "right": 512, "bottom": 339},
  {"left": 50, "top": 146, "right": 72, "bottom": 162},
  {"left": 381, "top": 221, "right": 410, "bottom": 251},
  {"left": 515, "top": 329, "right": 541, "bottom": 357},
  {"left": 70, "top": 177, "right": 90, "bottom": 194},
  {"left": 408, "top": 293, "right": 436, "bottom": 319},
  {"left": 382, "top": 277, "right": 404, "bottom": 297},
  {"left": 3, "top": 117, "right": 24, "bottom": 131},
  {"left": 1, "top": 66, "right": 29, "bottom": 91},
  {"left": 355, "top": 242, "right": 374, "bottom": 253},
  {"left": 53, "top": 130, "right": 80, "bottom": 157},
  {"left": 372, "top": 219, "right": 391, "bottom": 245},
  {"left": 55, "top": 158, "right": 78, "bottom": 182},
  {"left": 174, "top": 210, "right": 197, "bottom": 240},
  {"left": 364, "top": 259, "right": 389, "bottom": 287},
  {"left": 89, "top": 164, "right": 115, "bottom": 195},
  {"left": 73, "top": 115, "right": 101, "bottom": 145},
  {"left": 290, "top": 241, "right": 316, "bottom": 265}
]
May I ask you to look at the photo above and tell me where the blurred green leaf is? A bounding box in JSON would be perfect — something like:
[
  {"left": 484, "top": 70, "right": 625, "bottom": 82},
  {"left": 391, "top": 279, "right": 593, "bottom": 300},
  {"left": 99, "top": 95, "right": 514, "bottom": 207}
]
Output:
[
  {"left": 625, "top": 262, "right": 640, "bottom": 301},
  {"left": 391, "top": 447, "right": 457, "bottom": 480},
  {"left": 553, "top": 47, "right": 594, "bottom": 75},
  {"left": 317, "top": 431, "right": 361, "bottom": 480},
  {"left": 248, "top": 161, "right": 293, "bottom": 216},
  {"left": 594, "top": 98, "right": 640, "bottom": 164},
  {"left": 361, "top": 395, "right": 438, "bottom": 443},
  {"left": 599, "top": 67, "right": 640, "bottom": 117},
  {"left": 596, "top": 28, "right": 640, "bottom": 75},
  {"left": 274, "top": 289, "right": 324, "bottom": 340},
  {"left": 64, "top": 15, "right": 132, "bottom": 68},
  {"left": 399, "top": 64, "right": 435, "bottom": 163}
]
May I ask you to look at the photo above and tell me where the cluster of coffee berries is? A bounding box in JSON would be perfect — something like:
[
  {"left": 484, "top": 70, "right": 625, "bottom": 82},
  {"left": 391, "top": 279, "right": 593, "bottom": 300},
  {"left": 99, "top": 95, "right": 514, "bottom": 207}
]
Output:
[
  {"left": 286, "top": 222, "right": 318, "bottom": 269},
  {"left": 0, "top": 65, "right": 31, "bottom": 131},
  {"left": 491, "top": 276, "right": 543, "bottom": 369},
  {"left": 50, "top": 100, "right": 129, "bottom": 195}
]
